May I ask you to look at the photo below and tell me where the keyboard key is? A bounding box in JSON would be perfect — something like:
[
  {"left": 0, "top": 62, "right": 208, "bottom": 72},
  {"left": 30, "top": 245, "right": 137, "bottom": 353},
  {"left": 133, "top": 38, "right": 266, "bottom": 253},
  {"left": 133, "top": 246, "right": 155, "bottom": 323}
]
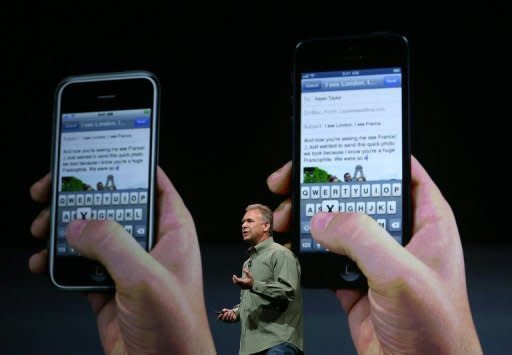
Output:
[
  {"left": 124, "top": 225, "right": 133, "bottom": 235},
  {"left": 311, "top": 186, "right": 321, "bottom": 199},
  {"left": 116, "top": 209, "right": 124, "bottom": 221},
  {"left": 331, "top": 185, "right": 340, "bottom": 198},
  {"left": 58, "top": 195, "right": 67, "bottom": 207},
  {"left": 392, "top": 183, "right": 402, "bottom": 196},
  {"left": 76, "top": 207, "right": 92, "bottom": 220},
  {"left": 62, "top": 211, "right": 70, "bottom": 223},
  {"left": 121, "top": 192, "right": 130, "bottom": 204},
  {"left": 351, "top": 185, "right": 360, "bottom": 198},
  {"left": 321, "top": 200, "right": 339, "bottom": 213},
  {"left": 305, "top": 203, "right": 315, "bottom": 217},
  {"left": 361, "top": 184, "right": 371, "bottom": 197},
  {"left": 301, "top": 186, "right": 310, "bottom": 199},
  {"left": 387, "top": 200, "right": 397, "bottom": 214},
  {"left": 112, "top": 193, "right": 121, "bottom": 205},
  {"left": 125, "top": 209, "right": 133, "bottom": 221},
  {"left": 321, "top": 186, "right": 330, "bottom": 198},
  {"left": 366, "top": 201, "right": 376, "bottom": 215},
  {"left": 94, "top": 193, "right": 102, "bottom": 205},
  {"left": 103, "top": 193, "right": 111, "bottom": 205},
  {"left": 389, "top": 218, "right": 401, "bottom": 231}
]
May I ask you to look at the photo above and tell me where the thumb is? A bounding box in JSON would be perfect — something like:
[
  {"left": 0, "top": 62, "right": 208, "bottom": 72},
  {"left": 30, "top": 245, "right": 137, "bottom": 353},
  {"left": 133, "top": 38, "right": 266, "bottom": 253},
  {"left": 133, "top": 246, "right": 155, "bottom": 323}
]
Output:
[
  {"left": 310, "top": 212, "right": 424, "bottom": 289},
  {"left": 66, "top": 219, "right": 160, "bottom": 288}
]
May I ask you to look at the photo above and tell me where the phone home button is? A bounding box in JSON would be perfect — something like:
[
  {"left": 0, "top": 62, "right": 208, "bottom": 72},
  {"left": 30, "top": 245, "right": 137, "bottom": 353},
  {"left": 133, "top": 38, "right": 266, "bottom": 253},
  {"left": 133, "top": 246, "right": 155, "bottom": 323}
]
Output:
[
  {"left": 340, "top": 262, "right": 361, "bottom": 282},
  {"left": 89, "top": 265, "right": 107, "bottom": 282}
]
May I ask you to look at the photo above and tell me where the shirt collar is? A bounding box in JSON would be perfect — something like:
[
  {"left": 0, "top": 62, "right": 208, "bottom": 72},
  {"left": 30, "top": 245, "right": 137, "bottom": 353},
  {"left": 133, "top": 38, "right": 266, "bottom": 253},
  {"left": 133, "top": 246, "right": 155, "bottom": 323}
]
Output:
[{"left": 248, "top": 237, "right": 274, "bottom": 255}]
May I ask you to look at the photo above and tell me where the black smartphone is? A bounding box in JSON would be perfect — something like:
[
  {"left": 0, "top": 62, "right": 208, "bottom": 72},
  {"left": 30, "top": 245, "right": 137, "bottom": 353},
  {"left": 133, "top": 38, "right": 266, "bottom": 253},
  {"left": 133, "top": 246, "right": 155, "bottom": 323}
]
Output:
[
  {"left": 292, "top": 34, "right": 411, "bottom": 288},
  {"left": 49, "top": 71, "right": 160, "bottom": 290}
]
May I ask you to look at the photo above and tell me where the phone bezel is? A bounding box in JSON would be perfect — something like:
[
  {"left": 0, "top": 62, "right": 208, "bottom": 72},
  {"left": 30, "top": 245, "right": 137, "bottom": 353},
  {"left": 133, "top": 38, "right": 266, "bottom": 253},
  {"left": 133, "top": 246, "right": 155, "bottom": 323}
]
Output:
[
  {"left": 49, "top": 71, "right": 159, "bottom": 290},
  {"left": 292, "top": 34, "right": 411, "bottom": 288}
]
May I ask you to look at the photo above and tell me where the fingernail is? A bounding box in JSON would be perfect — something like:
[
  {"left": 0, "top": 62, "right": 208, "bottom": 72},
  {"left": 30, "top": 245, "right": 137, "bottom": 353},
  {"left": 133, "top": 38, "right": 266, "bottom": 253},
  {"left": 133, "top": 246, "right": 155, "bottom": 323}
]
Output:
[
  {"left": 270, "top": 162, "right": 288, "bottom": 178},
  {"left": 66, "top": 220, "right": 88, "bottom": 241},
  {"left": 276, "top": 201, "right": 288, "bottom": 211},
  {"left": 311, "top": 212, "right": 335, "bottom": 232},
  {"left": 269, "top": 169, "right": 280, "bottom": 180}
]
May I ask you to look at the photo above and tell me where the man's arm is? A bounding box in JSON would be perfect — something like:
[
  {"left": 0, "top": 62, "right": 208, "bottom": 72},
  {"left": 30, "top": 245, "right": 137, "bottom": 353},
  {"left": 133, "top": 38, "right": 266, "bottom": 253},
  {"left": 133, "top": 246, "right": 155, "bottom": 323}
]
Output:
[{"left": 250, "top": 250, "right": 299, "bottom": 304}]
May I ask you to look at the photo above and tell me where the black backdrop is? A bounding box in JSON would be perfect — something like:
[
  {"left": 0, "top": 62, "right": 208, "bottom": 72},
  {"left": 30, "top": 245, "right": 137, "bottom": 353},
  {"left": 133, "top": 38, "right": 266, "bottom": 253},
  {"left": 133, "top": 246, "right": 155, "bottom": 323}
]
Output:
[{"left": 3, "top": 2, "right": 508, "bottom": 249}]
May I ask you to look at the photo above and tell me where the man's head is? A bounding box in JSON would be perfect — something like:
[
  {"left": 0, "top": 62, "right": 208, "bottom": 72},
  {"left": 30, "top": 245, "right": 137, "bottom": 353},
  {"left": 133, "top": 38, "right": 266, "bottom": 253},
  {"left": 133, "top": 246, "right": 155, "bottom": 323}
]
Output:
[{"left": 241, "top": 204, "right": 273, "bottom": 246}]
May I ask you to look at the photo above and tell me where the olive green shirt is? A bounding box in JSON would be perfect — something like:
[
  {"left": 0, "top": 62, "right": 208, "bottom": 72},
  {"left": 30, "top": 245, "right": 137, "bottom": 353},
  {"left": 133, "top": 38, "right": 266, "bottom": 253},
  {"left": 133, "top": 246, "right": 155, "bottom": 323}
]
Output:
[{"left": 233, "top": 237, "right": 304, "bottom": 355}]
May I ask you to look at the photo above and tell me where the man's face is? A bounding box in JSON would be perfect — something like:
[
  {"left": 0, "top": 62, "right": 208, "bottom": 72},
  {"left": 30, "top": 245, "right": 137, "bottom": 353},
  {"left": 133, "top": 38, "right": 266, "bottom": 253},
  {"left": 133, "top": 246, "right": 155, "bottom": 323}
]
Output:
[{"left": 241, "top": 209, "right": 269, "bottom": 245}]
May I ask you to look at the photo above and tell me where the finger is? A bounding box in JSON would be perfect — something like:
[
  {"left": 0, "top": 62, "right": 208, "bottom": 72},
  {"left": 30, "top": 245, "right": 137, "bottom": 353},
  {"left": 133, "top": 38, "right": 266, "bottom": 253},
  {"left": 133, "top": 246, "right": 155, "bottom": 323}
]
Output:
[
  {"left": 406, "top": 156, "right": 463, "bottom": 278},
  {"left": 273, "top": 198, "right": 291, "bottom": 232},
  {"left": 410, "top": 155, "right": 455, "bottom": 232},
  {"left": 267, "top": 161, "right": 292, "bottom": 195},
  {"left": 28, "top": 248, "right": 48, "bottom": 273},
  {"left": 334, "top": 289, "right": 365, "bottom": 314},
  {"left": 243, "top": 269, "right": 253, "bottom": 278},
  {"left": 30, "top": 207, "right": 50, "bottom": 239},
  {"left": 335, "top": 289, "right": 371, "bottom": 345},
  {"left": 149, "top": 166, "right": 200, "bottom": 271},
  {"left": 87, "top": 293, "right": 113, "bottom": 315},
  {"left": 30, "top": 173, "right": 51, "bottom": 204},
  {"left": 66, "top": 219, "right": 164, "bottom": 290},
  {"left": 310, "top": 212, "right": 425, "bottom": 290}
]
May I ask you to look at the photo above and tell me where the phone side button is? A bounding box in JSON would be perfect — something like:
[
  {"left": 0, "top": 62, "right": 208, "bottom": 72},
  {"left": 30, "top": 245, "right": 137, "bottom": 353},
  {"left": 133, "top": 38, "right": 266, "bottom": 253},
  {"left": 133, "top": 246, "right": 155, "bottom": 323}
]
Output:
[{"left": 339, "top": 262, "right": 361, "bottom": 282}]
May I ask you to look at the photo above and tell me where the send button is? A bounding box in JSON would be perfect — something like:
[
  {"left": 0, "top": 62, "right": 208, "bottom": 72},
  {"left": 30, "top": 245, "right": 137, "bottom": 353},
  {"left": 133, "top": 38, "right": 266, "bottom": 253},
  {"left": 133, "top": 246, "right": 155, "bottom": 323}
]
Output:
[{"left": 134, "top": 118, "right": 150, "bottom": 127}]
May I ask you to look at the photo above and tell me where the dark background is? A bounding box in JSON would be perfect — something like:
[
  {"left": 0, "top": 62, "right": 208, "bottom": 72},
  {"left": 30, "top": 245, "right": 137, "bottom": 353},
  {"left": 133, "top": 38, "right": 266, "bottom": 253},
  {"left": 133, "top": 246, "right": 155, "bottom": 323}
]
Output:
[
  {"left": 2, "top": 2, "right": 510, "bottom": 354},
  {"left": 3, "top": 2, "right": 508, "bottom": 247}
]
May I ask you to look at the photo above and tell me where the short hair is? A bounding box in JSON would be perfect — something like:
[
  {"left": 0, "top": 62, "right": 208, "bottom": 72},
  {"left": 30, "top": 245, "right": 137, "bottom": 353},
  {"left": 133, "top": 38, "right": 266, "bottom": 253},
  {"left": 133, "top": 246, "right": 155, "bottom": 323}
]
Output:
[{"left": 245, "top": 203, "right": 273, "bottom": 235}]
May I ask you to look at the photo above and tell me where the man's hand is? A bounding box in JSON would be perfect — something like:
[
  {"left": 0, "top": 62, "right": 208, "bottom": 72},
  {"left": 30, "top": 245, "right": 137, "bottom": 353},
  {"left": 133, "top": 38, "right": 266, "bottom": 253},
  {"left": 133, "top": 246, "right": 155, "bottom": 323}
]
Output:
[
  {"left": 217, "top": 308, "right": 238, "bottom": 323},
  {"left": 266, "top": 157, "right": 483, "bottom": 355},
  {"left": 232, "top": 268, "right": 254, "bottom": 289},
  {"left": 29, "top": 167, "right": 216, "bottom": 355}
]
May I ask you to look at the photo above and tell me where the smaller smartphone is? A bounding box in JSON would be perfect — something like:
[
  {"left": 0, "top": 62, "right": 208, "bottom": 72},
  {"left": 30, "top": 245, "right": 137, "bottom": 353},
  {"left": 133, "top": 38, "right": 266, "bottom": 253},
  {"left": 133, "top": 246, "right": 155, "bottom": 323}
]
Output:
[
  {"left": 49, "top": 71, "right": 159, "bottom": 290},
  {"left": 292, "top": 33, "right": 411, "bottom": 288}
]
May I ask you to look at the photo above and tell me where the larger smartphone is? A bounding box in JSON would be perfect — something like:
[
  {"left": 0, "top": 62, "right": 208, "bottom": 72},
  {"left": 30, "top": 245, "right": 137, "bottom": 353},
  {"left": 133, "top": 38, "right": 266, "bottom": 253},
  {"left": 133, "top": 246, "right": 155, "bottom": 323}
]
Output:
[
  {"left": 49, "top": 71, "right": 159, "bottom": 290},
  {"left": 292, "top": 34, "right": 411, "bottom": 288}
]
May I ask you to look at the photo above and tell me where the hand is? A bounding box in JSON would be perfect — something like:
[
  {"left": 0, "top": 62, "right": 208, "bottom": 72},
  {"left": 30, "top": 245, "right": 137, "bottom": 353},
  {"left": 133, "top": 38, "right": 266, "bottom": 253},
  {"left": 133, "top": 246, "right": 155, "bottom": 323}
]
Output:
[
  {"left": 267, "top": 157, "right": 483, "bottom": 355},
  {"left": 217, "top": 308, "right": 237, "bottom": 323},
  {"left": 232, "top": 268, "right": 254, "bottom": 289},
  {"left": 29, "top": 167, "right": 216, "bottom": 355}
]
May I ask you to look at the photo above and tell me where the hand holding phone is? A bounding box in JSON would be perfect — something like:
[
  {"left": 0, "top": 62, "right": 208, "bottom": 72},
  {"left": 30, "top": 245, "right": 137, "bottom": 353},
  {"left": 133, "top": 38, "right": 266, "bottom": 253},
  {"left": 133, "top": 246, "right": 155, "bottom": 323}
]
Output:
[
  {"left": 30, "top": 166, "right": 217, "bottom": 353},
  {"left": 268, "top": 156, "right": 483, "bottom": 354},
  {"left": 292, "top": 33, "right": 411, "bottom": 288}
]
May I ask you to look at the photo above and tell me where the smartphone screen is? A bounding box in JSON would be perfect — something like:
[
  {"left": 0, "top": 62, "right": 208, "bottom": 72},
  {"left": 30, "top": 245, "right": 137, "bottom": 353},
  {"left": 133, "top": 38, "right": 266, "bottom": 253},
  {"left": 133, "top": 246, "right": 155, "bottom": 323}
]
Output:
[
  {"left": 50, "top": 72, "right": 159, "bottom": 289},
  {"left": 293, "top": 35, "right": 410, "bottom": 288}
]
